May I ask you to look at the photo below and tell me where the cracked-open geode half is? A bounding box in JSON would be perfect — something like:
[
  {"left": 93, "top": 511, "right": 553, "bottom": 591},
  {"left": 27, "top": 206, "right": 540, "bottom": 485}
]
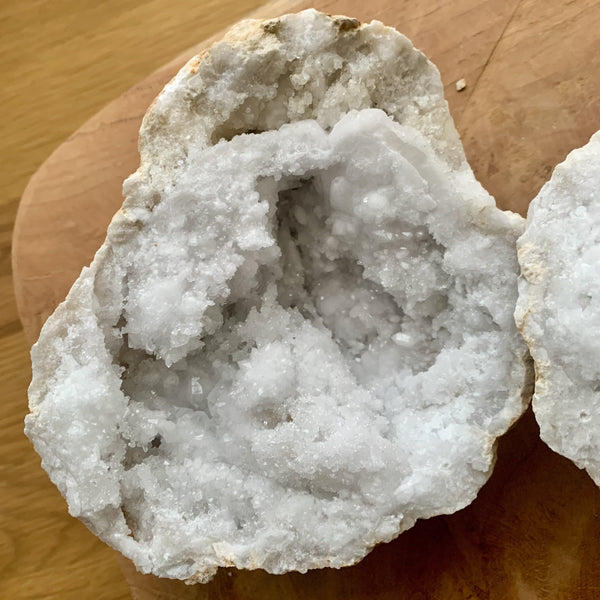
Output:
[
  {"left": 26, "top": 10, "right": 530, "bottom": 582},
  {"left": 516, "top": 131, "right": 600, "bottom": 484}
]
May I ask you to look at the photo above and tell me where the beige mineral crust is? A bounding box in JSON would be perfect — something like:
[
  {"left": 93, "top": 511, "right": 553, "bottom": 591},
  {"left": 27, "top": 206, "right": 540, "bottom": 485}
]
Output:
[{"left": 26, "top": 10, "right": 530, "bottom": 582}]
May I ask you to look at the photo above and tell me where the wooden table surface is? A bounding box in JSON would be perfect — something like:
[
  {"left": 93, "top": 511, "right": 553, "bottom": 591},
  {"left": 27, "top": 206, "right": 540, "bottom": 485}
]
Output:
[
  {"left": 0, "top": 3, "right": 266, "bottom": 598},
  {"left": 5, "top": 0, "right": 600, "bottom": 599}
]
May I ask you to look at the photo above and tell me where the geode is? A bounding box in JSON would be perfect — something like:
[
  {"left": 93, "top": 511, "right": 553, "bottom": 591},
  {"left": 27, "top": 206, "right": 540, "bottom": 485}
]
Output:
[
  {"left": 516, "top": 131, "right": 600, "bottom": 484},
  {"left": 26, "top": 10, "right": 530, "bottom": 582}
]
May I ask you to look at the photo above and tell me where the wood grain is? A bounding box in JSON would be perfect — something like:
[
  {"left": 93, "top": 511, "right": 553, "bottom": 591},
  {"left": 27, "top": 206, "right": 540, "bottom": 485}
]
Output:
[{"left": 7, "top": 0, "right": 600, "bottom": 598}]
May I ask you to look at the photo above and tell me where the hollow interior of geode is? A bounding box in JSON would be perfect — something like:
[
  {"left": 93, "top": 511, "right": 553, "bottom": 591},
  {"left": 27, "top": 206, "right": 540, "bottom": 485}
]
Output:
[{"left": 92, "top": 110, "right": 513, "bottom": 575}]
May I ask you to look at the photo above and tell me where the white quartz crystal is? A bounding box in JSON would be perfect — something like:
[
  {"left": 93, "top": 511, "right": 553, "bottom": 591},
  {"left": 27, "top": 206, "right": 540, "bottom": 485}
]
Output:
[
  {"left": 26, "top": 10, "right": 529, "bottom": 583},
  {"left": 516, "top": 131, "right": 600, "bottom": 484}
]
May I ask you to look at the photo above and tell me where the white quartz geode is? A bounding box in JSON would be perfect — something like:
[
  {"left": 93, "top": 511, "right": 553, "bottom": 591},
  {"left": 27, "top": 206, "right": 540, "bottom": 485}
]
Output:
[
  {"left": 516, "top": 131, "right": 600, "bottom": 484},
  {"left": 26, "top": 10, "right": 530, "bottom": 582}
]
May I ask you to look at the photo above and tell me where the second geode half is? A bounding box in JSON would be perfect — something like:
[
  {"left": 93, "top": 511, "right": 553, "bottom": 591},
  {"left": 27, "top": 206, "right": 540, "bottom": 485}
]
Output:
[{"left": 516, "top": 131, "right": 600, "bottom": 484}]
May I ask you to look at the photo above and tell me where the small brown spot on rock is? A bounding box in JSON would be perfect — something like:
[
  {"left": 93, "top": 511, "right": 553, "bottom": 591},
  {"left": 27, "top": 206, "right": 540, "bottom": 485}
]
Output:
[
  {"left": 335, "top": 17, "right": 361, "bottom": 32},
  {"left": 262, "top": 20, "right": 280, "bottom": 35},
  {"left": 188, "top": 56, "right": 201, "bottom": 74}
]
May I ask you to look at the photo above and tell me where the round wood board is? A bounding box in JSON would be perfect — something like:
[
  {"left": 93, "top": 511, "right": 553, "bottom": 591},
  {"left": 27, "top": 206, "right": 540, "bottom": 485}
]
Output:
[{"left": 12, "top": 0, "right": 600, "bottom": 598}]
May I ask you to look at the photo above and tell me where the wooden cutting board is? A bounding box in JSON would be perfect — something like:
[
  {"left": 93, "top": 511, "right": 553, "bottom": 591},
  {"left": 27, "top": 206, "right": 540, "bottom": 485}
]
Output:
[{"left": 12, "top": 0, "right": 600, "bottom": 598}]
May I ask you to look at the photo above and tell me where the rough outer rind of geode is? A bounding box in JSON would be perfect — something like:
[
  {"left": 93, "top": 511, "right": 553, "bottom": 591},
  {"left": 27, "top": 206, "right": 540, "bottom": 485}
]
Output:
[
  {"left": 26, "top": 10, "right": 530, "bottom": 583},
  {"left": 516, "top": 130, "right": 600, "bottom": 483}
]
